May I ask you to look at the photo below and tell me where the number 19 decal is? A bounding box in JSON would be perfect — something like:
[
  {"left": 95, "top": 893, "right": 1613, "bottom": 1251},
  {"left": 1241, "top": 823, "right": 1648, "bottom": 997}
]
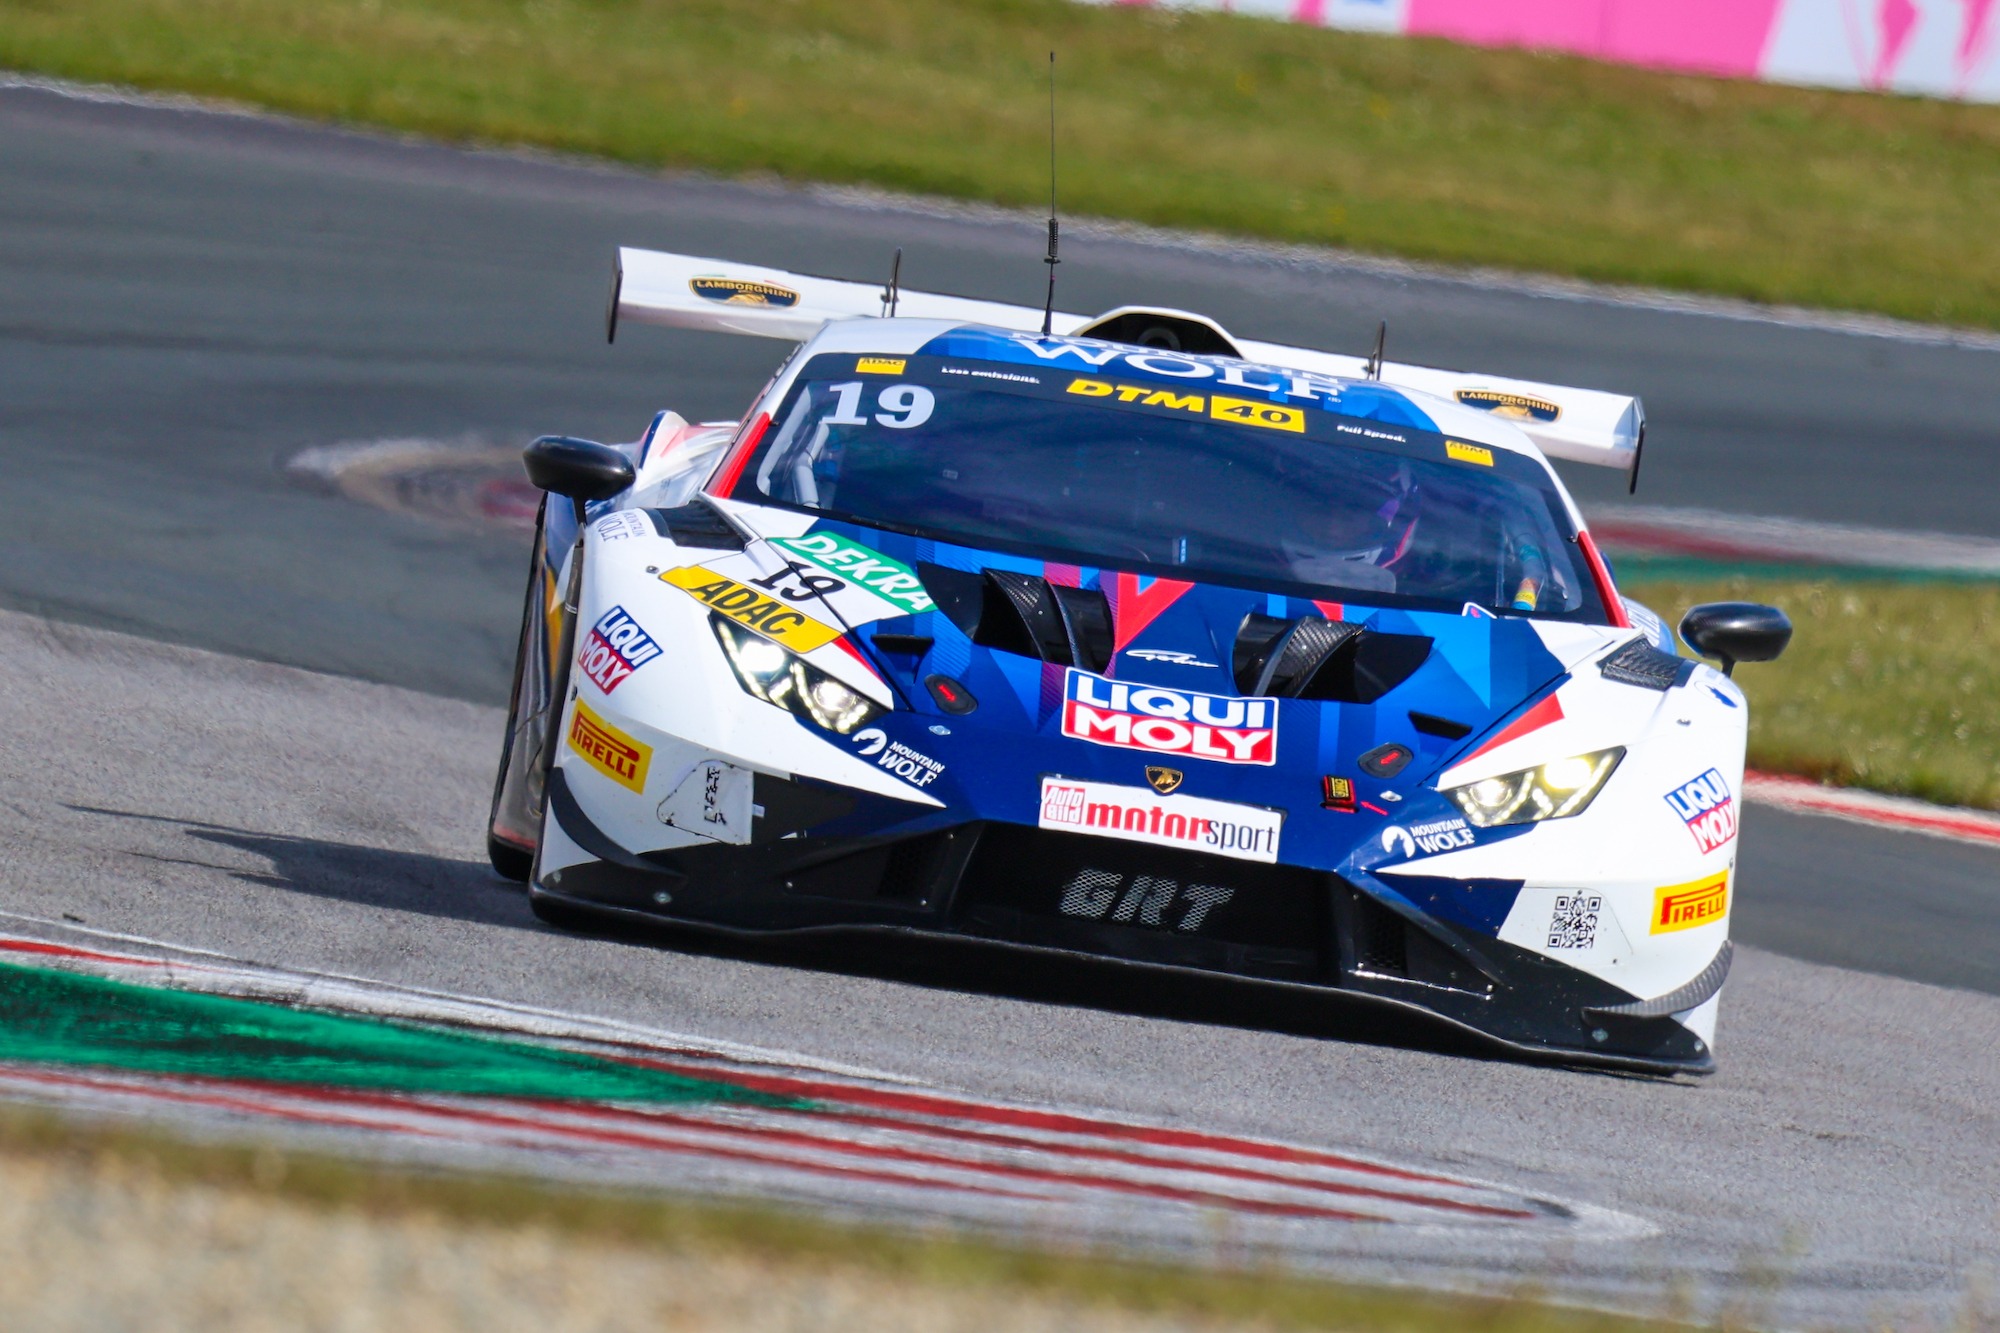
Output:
[
  {"left": 1208, "top": 394, "right": 1305, "bottom": 433},
  {"left": 821, "top": 382, "right": 937, "bottom": 430}
]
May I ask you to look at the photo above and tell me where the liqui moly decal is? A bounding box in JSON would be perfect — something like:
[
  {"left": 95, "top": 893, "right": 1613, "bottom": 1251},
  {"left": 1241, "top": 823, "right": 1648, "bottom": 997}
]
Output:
[
  {"left": 1665, "top": 768, "right": 1738, "bottom": 854},
  {"left": 1060, "top": 670, "right": 1277, "bottom": 766},
  {"left": 578, "top": 605, "right": 662, "bottom": 694}
]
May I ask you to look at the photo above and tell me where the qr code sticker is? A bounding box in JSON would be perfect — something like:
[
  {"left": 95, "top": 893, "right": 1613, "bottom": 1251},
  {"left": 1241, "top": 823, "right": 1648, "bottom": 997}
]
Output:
[{"left": 1547, "top": 894, "right": 1603, "bottom": 950}]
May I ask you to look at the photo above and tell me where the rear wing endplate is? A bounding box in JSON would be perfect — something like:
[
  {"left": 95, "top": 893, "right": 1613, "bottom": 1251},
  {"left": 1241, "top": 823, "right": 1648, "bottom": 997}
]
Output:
[{"left": 610, "top": 247, "right": 1644, "bottom": 477}]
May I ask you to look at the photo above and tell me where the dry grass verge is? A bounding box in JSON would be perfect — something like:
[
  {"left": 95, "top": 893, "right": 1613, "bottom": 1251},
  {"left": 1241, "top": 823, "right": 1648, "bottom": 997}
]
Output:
[
  {"left": 3, "top": 0, "right": 1999, "bottom": 327},
  {"left": 0, "top": 1106, "right": 1689, "bottom": 1333},
  {"left": 1625, "top": 575, "right": 2000, "bottom": 812}
]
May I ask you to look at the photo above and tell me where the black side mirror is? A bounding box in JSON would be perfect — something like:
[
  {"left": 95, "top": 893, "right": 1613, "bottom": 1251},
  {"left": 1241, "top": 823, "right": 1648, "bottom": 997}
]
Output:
[
  {"left": 1679, "top": 602, "right": 1792, "bottom": 676},
  {"left": 523, "top": 435, "right": 634, "bottom": 502}
]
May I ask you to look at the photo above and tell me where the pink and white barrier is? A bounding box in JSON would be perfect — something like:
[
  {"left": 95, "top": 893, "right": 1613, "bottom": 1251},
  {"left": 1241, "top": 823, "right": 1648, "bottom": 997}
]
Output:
[{"left": 1104, "top": 0, "right": 2000, "bottom": 102}]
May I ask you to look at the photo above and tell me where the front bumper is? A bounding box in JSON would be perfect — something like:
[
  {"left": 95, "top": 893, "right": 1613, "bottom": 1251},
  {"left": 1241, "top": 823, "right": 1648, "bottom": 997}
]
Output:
[{"left": 538, "top": 770, "right": 1718, "bottom": 1074}]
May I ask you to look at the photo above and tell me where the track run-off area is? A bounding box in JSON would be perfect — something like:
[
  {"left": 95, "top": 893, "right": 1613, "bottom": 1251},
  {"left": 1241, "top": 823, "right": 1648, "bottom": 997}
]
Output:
[{"left": 4, "top": 80, "right": 2000, "bottom": 1328}]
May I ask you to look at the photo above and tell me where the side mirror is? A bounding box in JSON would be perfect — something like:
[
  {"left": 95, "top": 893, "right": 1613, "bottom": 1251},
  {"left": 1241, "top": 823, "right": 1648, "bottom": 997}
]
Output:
[
  {"left": 1679, "top": 602, "right": 1792, "bottom": 676},
  {"left": 522, "top": 435, "right": 634, "bottom": 502}
]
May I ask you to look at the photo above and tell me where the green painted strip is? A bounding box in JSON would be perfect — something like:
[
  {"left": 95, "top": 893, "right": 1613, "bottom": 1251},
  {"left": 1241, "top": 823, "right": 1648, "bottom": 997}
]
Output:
[
  {"left": 0, "top": 961, "right": 799, "bottom": 1107},
  {"left": 771, "top": 533, "right": 936, "bottom": 613}
]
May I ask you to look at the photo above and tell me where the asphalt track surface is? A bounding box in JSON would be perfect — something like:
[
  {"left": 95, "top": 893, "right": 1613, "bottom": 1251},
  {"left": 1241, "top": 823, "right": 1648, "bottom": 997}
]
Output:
[{"left": 4, "top": 82, "right": 2000, "bottom": 1325}]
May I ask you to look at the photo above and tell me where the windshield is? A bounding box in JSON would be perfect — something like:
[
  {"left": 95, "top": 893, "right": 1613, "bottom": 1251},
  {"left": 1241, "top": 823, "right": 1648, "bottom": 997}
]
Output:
[{"left": 737, "top": 352, "right": 1604, "bottom": 620}]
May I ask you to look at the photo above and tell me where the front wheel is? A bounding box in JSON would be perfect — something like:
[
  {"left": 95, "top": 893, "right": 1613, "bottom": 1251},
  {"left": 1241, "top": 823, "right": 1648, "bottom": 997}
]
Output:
[{"left": 486, "top": 502, "right": 559, "bottom": 882}]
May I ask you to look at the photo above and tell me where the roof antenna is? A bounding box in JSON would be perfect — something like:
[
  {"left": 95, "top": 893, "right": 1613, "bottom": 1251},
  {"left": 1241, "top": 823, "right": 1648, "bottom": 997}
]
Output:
[
  {"left": 880, "top": 246, "right": 903, "bottom": 317},
  {"left": 1040, "top": 51, "right": 1060, "bottom": 338},
  {"left": 1365, "top": 320, "right": 1387, "bottom": 380}
]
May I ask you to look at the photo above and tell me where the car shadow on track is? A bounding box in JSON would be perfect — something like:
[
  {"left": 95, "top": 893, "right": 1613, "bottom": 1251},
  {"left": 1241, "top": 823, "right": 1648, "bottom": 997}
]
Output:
[
  {"left": 68, "top": 805, "right": 1669, "bottom": 1079},
  {"left": 560, "top": 906, "right": 1658, "bottom": 1080},
  {"left": 70, "top": 806, "right": 536, "bottom": 931}
]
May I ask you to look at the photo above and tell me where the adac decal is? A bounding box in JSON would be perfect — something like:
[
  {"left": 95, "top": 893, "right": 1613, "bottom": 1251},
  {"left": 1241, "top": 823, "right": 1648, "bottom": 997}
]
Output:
[
  {"left": 577, "top": 605, "right": 662, "bottom": 694},
  {"left": 660, "top": 566, "right": 842, "bottom": 652},
  {"left": 688, "top": 276, "right": 800, "bottom": 308},
  {"left": 1455, "top": 388, "right": 1561, "bottom": 423},
  {"left": 1445, "top": 440, "right": 1494, "bottom": 467},
  {"left": 568, "top": 699, "right": 651, "bottom": 793},
  {"left": 1651, "top": 870, "right": 1730, "bottom": 934},
  {"left": 1038, "top": 776, "right": 1283, "bottom": 864},
  {"left": 1665, "top": 768, "right": 1738, "bottom": 854},
  {"left": 769, "top": 532, "right": 935, "bottom": 614},
  {"left": 1060, "top": 670, "right": 1277, "bottom": 766},
  {"left": 856, "top": 357, "right": 906, "bottom": 375},
  {"left": 849, "top": 727, "right": 946, "bottom": 789}
]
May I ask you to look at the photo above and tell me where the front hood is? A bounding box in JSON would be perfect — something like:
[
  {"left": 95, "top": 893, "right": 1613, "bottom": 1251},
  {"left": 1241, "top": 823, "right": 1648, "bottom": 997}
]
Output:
[{"left": 711, "top": 502, "right": 1631, "bottom": 872}]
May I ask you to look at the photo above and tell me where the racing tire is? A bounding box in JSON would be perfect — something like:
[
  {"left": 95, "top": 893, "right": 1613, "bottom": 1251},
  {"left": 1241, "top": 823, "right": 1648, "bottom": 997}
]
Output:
[{"left": 486, "top": 503, "right": 553, "bottom": 883}]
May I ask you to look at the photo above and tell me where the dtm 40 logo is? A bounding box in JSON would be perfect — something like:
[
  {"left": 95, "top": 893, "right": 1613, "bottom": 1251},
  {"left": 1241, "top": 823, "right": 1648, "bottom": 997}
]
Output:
[
  {"left": 1060, "top": 670, "right": 1276, "bottom": 765},
  {"left": 1665, "top": 768, "right": 1737, "bottom": 854}
]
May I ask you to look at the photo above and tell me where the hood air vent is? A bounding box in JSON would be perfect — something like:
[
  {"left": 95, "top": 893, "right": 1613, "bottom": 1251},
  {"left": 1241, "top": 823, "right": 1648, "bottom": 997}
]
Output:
[
  {"left": 1234, "top": 613, "right": 1432, "bottom": 704},
  {"left": 917, "top": 564, "right": 1114, "bottom": 674}
]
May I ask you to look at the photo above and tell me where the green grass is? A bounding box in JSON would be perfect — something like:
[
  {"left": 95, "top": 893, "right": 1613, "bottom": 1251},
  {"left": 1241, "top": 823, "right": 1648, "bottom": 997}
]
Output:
[
  {"left": 0, "top": 1105, "right": 1698, "bottom": 1332},
  {"left": 1626, "top": 576, "right": 2000, "bottom": 811},
  {"left": 5, "top": 0, "right": 2000, "bottom": 328}
]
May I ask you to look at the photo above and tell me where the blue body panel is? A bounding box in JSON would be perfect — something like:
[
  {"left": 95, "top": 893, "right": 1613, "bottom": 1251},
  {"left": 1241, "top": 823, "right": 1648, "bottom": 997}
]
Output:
[{"left": 782, "top": 516, "right": 1566, "bottom": 939}]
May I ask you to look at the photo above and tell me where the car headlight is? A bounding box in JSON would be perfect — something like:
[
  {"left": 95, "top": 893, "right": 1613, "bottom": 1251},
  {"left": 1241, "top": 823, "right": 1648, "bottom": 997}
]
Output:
[
  {"left": 710, "top": 615, "right": 884, "bottom": 735},
  {"left": 1443, "top": 748, "right": 1624, "bottom": 828}
]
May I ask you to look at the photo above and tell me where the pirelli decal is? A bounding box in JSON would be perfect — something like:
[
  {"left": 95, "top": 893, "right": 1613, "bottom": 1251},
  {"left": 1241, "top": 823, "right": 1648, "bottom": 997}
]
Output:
[
  {"left": 1650, "top": 870, "right": 1730, "bottom": 934},
  {"left": 660, "top": 566, "right": 843, "bottom": 652},
  {"left": 568, "top": 699, "right": 651, "bottom": 793}
]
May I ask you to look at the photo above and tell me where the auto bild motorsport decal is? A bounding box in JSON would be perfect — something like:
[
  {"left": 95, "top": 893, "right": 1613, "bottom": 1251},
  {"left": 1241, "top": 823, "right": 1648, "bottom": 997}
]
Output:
[
  {"left": 1060, "top": 670, "right": 1277, "bottom": 765},
  {"left": 1665, "top": 768, "right": 1738, "bottom": 854},
  {"left": 659, "top": 566, "right": 843, "bottom": 652},
  {"left": 1651, "top": 870, "right": 1730, "bottom": 933},
  {"left": 577, "top": 605, "right": 661, "bottom": 694},
  {"left": 568, "top": 699, "right": 651, "bottom": 793},
  {"left": 768, "top": 532, "right": 935, "bottom": 614},
  {"left": 1038, "top": 777, "right": 1283, "bottom": 864}
]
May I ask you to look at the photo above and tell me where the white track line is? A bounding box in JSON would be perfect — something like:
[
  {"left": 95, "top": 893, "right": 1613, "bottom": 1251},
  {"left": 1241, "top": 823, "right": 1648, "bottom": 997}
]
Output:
[
  {"left": 6, "top": 70, "right": 2000, "bottom": 354},
  {"left": 1745, "top": 773, "right": 2000, "bottom": 849}
]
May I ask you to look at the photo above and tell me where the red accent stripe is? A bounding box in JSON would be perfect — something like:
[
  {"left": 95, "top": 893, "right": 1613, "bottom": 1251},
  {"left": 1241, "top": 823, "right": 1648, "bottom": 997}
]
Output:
[
  {"left": 0, "top": 938, "right": 165, "bottom": 968},
  {"left": 828, "top": 636, "right": 885, "bottom": 685},
  {"left": 1462, "top": 692, "right": 1566, "bottom": 765},
  {"left": 514, "top": 1099, "right": 1380, "bottom": 1221},
  {"left": 617, "top": 1058, "right": 1470, "bottom": 1187},
  {"left": 750, "top": 1105, "right": 1533, "bottom": 1219},
  {"left": 1312, "top": 600, "right": 1345, "bottom": 621},
  {"left": 4, "top": 1067, "right": 1052, "bottom": 1204},
  {"left": 705, "top": 412, "right": 770, "bottom": 499},
  {"left": 1108, "top": 573, "right": 1195, "bottom": 653},
  {"left": 1576, "top": 529, "right": 1630, "bottom": 628},
  {"left": 1745, "top": 772, "right": 2000, "bottom": 847}
]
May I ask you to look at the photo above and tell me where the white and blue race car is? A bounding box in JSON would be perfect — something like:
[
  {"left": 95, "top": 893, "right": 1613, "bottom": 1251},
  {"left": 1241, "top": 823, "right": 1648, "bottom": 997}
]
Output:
[{"left": 487, "top": 249, "right": 1790, "bottom": 1074}]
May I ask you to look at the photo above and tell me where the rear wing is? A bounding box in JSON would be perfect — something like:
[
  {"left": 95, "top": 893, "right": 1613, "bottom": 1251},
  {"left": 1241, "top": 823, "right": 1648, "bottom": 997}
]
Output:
[{"left": 610, "top": 247, "right": 1644, "bottom": 479}]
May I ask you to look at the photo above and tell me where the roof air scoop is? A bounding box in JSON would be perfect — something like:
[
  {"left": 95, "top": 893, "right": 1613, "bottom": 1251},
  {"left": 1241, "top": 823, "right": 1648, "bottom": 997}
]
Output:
[
  {"left": 1068, "top": 307, "right": 1243, "bottom": 358},
  {"left": 1234, "top": 613, "right": 1432, "bottom": 704}
]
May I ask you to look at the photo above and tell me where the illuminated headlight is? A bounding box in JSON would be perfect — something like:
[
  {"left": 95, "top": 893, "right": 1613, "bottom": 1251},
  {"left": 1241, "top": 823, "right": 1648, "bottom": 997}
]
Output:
[
  {"left": 711, "top": 616, "right": 884, "bottom": 735},
  {"left": 1443, "top": 748, "right": 1624, "bottom": 828}
]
